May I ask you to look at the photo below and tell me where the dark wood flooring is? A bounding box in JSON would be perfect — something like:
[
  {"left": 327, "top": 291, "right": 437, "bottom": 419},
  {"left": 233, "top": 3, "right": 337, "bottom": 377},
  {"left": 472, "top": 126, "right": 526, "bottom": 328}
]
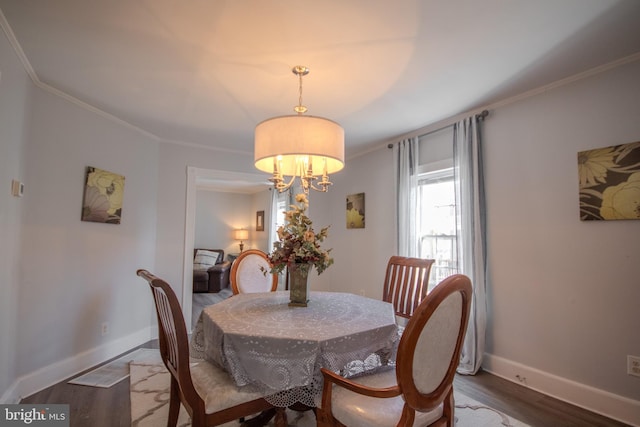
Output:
[
  {"left": 21, "top": 341, "right": 630, "bottom": 427},
  {"left": 453, "top": 372, "right": 630, "bottom": 427}
]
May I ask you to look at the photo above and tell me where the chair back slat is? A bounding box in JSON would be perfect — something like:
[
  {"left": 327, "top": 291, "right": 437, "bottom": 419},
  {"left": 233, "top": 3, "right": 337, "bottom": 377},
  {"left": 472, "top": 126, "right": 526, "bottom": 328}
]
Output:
[
  {"left": 383, "top": 256, "right": 435, "bottom": 319},
  {"left": 153, "top": 287, "right": 179, "bottom": 371}
]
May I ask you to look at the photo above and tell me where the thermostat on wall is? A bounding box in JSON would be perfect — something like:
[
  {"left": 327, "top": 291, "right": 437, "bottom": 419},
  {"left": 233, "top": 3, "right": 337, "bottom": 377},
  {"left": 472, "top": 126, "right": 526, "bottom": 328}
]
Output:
[{"left": 11, "top": 179, "right": 24, "bottom": 197}]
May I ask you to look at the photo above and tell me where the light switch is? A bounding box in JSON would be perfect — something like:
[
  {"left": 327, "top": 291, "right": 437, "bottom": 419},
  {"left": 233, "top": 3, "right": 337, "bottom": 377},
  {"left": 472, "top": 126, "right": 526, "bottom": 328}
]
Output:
[{"left": 11, "top": 179, "right": 24, "bottom": 197}]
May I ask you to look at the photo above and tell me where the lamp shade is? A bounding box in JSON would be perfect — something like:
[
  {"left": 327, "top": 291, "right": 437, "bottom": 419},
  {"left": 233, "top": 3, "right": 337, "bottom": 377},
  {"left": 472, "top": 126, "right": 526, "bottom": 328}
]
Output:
[
  {"left": 254, "top": 115, "right": 345, "bottom": 176},
  {"left": 234, "top": 229, "right": 249, "bottom": 241}
]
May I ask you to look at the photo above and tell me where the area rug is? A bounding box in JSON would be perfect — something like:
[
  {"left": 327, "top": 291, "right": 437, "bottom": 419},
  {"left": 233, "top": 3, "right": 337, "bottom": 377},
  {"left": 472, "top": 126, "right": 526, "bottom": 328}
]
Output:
[
  {"left": 68, "top": 348, "right": 160, "bottom": 388},
  {"left": 130, "top": 351, "right": 530, "bottom": 427}
]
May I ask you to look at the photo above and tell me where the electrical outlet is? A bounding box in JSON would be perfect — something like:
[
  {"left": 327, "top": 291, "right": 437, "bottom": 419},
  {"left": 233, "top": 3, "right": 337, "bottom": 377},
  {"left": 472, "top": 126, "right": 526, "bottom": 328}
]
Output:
[
  {"left": 101, "top": 322, "right": 109, "bottom": 336},
  {"left": 628, "top": 355, "right": 640, "bottom": 377}
]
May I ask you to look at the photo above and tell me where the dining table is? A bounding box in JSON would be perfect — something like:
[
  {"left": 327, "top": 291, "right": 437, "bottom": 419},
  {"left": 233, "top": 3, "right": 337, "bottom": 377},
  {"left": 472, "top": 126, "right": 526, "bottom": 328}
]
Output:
[{"left": 190, "top": 290, "right": 399, "bottom": 408}]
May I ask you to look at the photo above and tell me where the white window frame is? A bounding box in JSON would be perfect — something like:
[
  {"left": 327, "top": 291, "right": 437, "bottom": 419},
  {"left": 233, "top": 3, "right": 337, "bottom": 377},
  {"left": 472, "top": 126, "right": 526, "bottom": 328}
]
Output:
[{"left": 417, "top": 167, "right": 459, "bottom": 291}]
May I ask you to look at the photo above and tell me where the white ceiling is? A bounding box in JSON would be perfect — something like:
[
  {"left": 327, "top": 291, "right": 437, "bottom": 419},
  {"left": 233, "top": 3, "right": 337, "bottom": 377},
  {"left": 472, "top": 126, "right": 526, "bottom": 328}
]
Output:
[{"left": 1, "top": 0, "right": 640, "bottom": 159}]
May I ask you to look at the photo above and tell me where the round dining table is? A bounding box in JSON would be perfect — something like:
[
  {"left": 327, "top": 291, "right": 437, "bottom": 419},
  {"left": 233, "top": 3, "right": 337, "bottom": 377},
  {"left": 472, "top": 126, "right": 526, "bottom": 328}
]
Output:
[{"left": 190, "top": 290, "right": 398, "bottom": 408}]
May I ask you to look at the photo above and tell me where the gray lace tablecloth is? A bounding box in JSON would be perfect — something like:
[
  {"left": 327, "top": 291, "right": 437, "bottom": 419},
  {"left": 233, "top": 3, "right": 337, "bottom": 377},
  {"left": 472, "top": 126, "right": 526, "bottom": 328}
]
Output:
[{"left": 190, "top": 291, "right": 398, "bottom": 407}]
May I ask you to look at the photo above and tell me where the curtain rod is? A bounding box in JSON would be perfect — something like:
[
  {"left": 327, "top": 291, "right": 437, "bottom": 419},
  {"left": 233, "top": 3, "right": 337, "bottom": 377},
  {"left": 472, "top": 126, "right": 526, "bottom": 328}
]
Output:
[{"left": 387, "top": 109, "right": 489, "bottom": 149}]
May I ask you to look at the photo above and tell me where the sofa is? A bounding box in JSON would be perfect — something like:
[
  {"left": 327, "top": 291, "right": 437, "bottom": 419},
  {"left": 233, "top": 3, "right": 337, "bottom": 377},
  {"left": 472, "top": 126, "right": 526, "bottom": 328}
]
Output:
[{"left": 193, "top": 249, "right": 231, "bottom": 293}]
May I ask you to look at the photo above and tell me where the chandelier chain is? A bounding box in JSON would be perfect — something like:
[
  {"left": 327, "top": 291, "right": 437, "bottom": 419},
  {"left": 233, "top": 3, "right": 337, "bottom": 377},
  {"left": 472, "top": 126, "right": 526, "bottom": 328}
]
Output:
[
  {"left": 293, "top": 65, "right": 308, "bottom": 114},
  {"left": 298, "top": 72, "right": 303, "bottom": 110}
]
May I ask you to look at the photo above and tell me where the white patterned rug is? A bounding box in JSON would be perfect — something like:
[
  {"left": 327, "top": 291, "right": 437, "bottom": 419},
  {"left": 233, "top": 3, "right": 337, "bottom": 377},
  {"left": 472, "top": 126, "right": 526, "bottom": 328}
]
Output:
[
  {"left": 68, "top": 348, "right": 160, "bottom": 388},
  {"left": 130, "top": 351, "right": 529, "bottom": 427}
]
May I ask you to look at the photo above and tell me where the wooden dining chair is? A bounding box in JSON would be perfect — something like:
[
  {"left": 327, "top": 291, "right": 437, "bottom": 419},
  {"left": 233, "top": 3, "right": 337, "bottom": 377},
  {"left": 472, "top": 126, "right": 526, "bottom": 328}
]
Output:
[
  {"left": 382, "top": 256, "right": 436, "bottom": 321},
  {"left": 230, "top": 249, "right": 278, "bottom": 294},
  {"left": 136, "top": 269, "right": 282, "bottom": 427},
  {"left": 318, "top": 274, "right": 472, "bottom": 427}
]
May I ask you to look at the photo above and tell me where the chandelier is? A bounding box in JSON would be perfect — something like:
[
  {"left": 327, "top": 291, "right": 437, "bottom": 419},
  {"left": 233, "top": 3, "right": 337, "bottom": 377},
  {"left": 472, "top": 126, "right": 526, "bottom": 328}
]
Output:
[{"left": 254, "top": 65, "right": 345, "bottom": 194}]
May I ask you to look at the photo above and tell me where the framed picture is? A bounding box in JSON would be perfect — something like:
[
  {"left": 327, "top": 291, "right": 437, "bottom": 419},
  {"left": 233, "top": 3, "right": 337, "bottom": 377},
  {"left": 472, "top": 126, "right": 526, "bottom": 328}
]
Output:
[
  {"left": 81, "top": 166, "right": 125, "bottom": 224},
  {"left": 346, "top": 193, "right": 365, "bottom": 229},
  {"left": 578, "top": 140, "right": 640, "bottom": 221},
  {"left": 256, "top": 210, "right": 265, "bottom": 231}
]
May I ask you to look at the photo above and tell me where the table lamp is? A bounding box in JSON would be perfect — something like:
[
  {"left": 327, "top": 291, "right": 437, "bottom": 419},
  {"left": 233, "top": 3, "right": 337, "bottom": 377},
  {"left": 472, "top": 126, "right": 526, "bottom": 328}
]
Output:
[{"left": 234, "top": 229, "right": 249, "bottom": 252}]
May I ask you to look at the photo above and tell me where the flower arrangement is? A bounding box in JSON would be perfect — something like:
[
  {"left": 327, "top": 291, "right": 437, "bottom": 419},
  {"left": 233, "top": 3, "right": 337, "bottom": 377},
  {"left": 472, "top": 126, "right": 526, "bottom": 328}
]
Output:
[{"left": 267, "top": 193, "right": 334, "bottom": 275}]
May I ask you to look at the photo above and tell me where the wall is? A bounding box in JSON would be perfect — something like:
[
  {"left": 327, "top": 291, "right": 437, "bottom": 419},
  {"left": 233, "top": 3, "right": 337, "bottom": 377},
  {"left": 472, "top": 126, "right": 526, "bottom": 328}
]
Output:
[
  {"left": 313, "top": 59, "right": 640, "bottom": 422},
  {"left": 0, "top": 24, "right": 31, "bottom": 401},
  {"left": 311, "top": 147, "right": 396, "bottom": 296},
  {"left": 193, "top": 187, "right": 271, "bottom": 268},
  {"left": 481, "top": 59, "right": 640, "bottom": 419},
  {"left": 9, "top": 86, "right": 160, "bottom": 400},
  {"left": 194, "top": 189, "right": 253, "bottom": 256},
  {"left": 251, "top": 189, "right": 272, "bottom": 253}
]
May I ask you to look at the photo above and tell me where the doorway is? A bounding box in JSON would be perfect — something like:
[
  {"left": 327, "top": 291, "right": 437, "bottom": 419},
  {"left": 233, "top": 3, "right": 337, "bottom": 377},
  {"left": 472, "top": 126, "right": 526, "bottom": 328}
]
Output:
[{"left": 182, "top": 167, "right": 271, "bottom": 330}]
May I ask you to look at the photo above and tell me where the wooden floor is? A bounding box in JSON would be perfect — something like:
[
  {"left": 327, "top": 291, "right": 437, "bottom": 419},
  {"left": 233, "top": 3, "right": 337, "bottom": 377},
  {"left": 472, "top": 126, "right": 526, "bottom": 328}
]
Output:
[{"left": 21, "top": 341, "right": 630, "bottom": 427}]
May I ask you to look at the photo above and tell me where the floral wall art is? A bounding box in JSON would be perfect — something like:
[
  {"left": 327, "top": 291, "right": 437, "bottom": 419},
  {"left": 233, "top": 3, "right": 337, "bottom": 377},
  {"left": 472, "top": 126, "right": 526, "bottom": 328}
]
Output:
[
  {"left": 346, "top": 193, "right": 365, "bottom": 229},
  {"left": 578, "top": 141, "right": 640, "bottom": 221},
  {"left": 81, "top": 166, "right": 125, "bottom": 224}
]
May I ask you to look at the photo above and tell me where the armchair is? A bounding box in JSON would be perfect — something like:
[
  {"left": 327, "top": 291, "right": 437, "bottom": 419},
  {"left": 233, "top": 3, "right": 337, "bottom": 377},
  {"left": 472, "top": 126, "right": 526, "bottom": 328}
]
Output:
[
  {"left": 193, "top": 249, "right": 231, "bottom": 293},
  {"left": 318, "top": 274, "right": 472, "bottom": 427}
]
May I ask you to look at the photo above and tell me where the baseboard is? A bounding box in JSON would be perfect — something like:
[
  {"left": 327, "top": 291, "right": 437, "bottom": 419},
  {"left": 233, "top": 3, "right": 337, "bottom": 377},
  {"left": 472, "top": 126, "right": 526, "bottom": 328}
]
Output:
[
  {"left": 483, "top": 353, "right": 640, "bottom": 427},
  {"left": 5, "top": 326, "right": 153, "bottom": 404}
]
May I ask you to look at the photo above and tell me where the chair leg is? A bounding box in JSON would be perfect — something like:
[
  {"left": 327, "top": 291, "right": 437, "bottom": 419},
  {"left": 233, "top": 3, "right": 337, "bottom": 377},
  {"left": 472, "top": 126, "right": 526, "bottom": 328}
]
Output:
[
  {"left": 191, "top": 411, "right": 206, "bottom": 427},
  {"left": 167, "top": 377, "right": 180, "bottom": 427},
  {"left": 274, "top": 407, "right": 288, "bottom": 427},
  {"left": 316, "top": 408, "right": 334, "bottom": 427},
  {"left": 443, "top": 388, "right": 455, "bottom": 427}
]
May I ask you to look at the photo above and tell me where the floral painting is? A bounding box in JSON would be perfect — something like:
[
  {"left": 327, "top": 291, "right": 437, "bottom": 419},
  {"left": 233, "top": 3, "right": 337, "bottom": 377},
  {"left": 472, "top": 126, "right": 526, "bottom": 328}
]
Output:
[
  {"left": 346, "top": 193, "right": 365, "bottom": 228},
  {"left": 578, "top": 141, "right": 640, "bottom": 221},
  {"left": 81, "top": 166, "right": 125, "bottom": 224}
]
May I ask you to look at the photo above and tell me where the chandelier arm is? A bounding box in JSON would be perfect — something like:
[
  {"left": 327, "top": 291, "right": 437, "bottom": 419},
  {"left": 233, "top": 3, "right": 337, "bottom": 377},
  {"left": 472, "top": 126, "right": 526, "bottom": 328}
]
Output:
[
  {"left": 308, "top": 180, "right": 332, "bottom": 192},
  {"left": 276, "top": 174, "right": 297, "bottom": 193}
]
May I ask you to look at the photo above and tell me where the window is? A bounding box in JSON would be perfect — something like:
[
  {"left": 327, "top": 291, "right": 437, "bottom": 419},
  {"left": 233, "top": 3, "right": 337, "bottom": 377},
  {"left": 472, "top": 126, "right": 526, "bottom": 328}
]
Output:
[
  {"left": 418, "top": 168, "right": 458, "bottom": 291},
  {"left": 270, "top": 191, "right": 289, "bottom": 247}
]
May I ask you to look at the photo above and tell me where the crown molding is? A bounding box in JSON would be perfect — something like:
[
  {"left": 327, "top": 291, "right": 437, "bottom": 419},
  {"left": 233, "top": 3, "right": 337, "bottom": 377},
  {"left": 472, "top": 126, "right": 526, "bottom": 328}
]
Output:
[
  {"left": 0, "top": 8, "right": 255, "bottom": 156},
  {"left": 351, "top": 51, "right": 640, "bottom": 160}
]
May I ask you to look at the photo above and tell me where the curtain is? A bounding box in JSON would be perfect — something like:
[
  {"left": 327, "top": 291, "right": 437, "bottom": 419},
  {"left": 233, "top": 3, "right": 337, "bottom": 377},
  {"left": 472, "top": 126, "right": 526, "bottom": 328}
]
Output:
[
  {"left": 395, "top": 137, "right": 420, "bottom": 257},
  {"left": 453, "top": 116, "right": 487, "bottom": 375}
]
